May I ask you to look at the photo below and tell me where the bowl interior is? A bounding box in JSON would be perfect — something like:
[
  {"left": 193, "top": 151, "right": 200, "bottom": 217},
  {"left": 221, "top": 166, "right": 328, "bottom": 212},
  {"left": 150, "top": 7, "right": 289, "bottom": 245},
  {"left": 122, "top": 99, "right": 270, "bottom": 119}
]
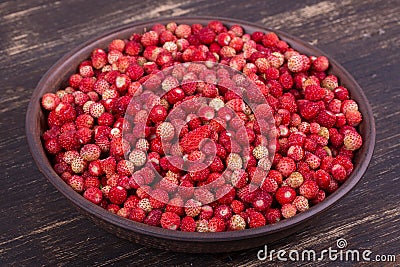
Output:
[{"left": 26, "top": 17, "right": 375, "bottom": 252}]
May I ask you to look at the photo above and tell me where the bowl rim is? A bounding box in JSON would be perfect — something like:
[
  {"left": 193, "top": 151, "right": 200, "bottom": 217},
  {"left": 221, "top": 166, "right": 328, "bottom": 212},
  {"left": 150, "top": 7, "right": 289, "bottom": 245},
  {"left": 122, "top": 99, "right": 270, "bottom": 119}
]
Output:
[{"left": 26, "top": 16, "right": 376, "bottom": 243}]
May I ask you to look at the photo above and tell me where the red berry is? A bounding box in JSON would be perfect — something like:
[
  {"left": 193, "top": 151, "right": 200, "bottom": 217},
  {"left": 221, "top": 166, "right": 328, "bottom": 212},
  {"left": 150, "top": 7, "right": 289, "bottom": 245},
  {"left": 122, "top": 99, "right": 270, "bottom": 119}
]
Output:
[
  {"left": 83, "top": 187, "right": 102, "bottom": 204},
  {"left": 108, "top": 186, "right": 127, "bottom": 205},
  {"left": 275, "top": 186, "right": 296, "bottom": 205},
  {"left": 161, "top": 212, "right": 181, "bottom": 230}
]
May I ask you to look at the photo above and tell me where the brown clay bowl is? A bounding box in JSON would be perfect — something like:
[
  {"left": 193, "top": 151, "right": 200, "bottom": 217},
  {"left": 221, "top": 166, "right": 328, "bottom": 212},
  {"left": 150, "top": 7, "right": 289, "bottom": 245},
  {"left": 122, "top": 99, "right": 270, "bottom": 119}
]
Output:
[{"left": 26, "top": 17, "right": 375, "bottom": 253}]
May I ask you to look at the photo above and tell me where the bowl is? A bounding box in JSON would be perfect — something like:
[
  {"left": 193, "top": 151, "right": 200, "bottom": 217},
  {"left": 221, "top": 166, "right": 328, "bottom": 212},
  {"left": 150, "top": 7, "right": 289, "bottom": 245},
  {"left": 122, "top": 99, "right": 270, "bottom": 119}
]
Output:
[{"left": 26, "top": 17, "right": 375, "bottom": 253}]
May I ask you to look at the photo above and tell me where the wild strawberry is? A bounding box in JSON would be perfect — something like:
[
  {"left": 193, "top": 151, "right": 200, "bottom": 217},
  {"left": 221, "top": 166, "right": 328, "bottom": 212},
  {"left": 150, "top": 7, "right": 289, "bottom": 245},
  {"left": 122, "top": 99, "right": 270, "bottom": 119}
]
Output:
[
  {"left": 138, "top": 198, "right": 153, "bottom": 213},
  {"left": 281, "top": 203, "right": 297, "bottom": 219},
  {"left": 89, "top": 102, "right": 105, "bottom": 118},
  {"left": 299, "top": 180, "right": 319, "bottom": 199},
  {"left": 188, "top": 163, "right": 209, "bottom": 182},
  {"left": 129, "top": 207, "right": 146, "bottom": 222},
  {"left": 275, "top": 186, "right": 296, "bottom": 205},
  {"left": 321, "top": 75, "right": 338, "bottom": 90},
  {"left": 276, "top": 157, "right": 296, "bottom": 177},
  {"left": 286, "top": 172, "right": 304, "bottom": 188},
  {"left": 345, "top": 110, "right": 362, "bottom": 126},
  {"left": 305, "top": 153, "right": 321, "bottom": 169},
  {"left": 141, "top": 31, "right": 159, "bottom": 47},
  {"left": 44, "top": 138, "right": 62, "bottom": 154},
  {"left": 228, "top": 214, "right": 246, "bottom": 230},
  {"left": 316, "top": 110, "right": 336, "bottom": 128},
  {"left": 216, "top": 184, "right": 236, "bottom": 205},
  {"left": 287, "top": 145, "right": 304, "bottom": 161},
  {"left": 287, "top": 54, "right": 304, "bottom": 73},
  {"left": 331, "top": 164, "right": 347, "bottom": 182},
  {"left": 156, "top": 122, "right": 175, "bottom": 141},
  {"left": 298, "top": 100, "right": 321, "bottom": 120},
  {"left": 144, "top": 209, "right": 163, "bottom": 226},
  {"left": 80, "top": 144, "right": 101, "bottom": 161},
  {"left": 293, "top": 196, "right": 309, "bottom": 212},
  {"left": 229, "top": 200, "right": 244, "bottom": 214},
  {"left": 251, "top": 145, "right": 268, "bottom": 160},
  {"left": 128, "top": 149, "right": 147, "bottom": 167},
  {"left": 208, "top": 217, "right": 226, "bottom": 232},
  {"left": 247, "top": 210, "right": 266, "bottom": 228},
  {"left": 225, "top": 98, "right": 245, "bottom": 112},
  {"left": 71, "top": 156, "right": 87, "bottom": 173},
  {"left": 160, "top": 212, "right": 180, "bottom": 230},
  {"left": 41, "top": 93, "right": 60, "bottom": 111},
  {"left": 68, "top": 175, "right": 84, "bottom": 192},
  {"left": 178, "top": 216, "right": 196, "bottom": 232},
  {"left": 229, "top": 169, "right": 247, "bottom": 189},
  {"left": 265, "top": 209, "right": 281, "bottom": 224},
  {"left": 184, "top": 199, "right": 202, "bottom": 217},
  {"left": 304, "top": 85, "right": 326, "bottom": 101},
  {"left": 180, "top": 125, "right": 211, "bottom": 154},
  {"left": 108, "top": 186, "right": 127, "bottom": 205},
  {"left": 83, "top": 187, "right": 102, "bottom": 204},
  {"left": 343, "top": 131, "right": 362, "bottom": 151},
  {"left": 79, "top": 61, "right": 94, "bottom": 77},
  {"left": 252, "top": 191, "right": 273, "bottom": 211},
  {"left": 175, "top": 24, "right": 192, "bottom": 38},
  {"left": 208, "top": 156, "right": 224, "bottom": 172},
  {"left": 126, "top": 64, "right": 144, "bottom": 81},
  {"left": 148, "top": 105, "right": 167, "bottom": 123},
  {"left": 312, "top": 56, "right": 329, "bottom": 72},
  {"left": 226, "top": 153, "right": 243, "bottom": 170}
]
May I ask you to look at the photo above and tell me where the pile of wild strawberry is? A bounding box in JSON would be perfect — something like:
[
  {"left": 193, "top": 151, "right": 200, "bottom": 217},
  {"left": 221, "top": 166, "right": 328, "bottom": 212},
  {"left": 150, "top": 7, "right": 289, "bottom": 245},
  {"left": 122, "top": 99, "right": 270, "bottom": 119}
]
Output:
[{"left": 41, "top": 20, "right": 363, "bottom": 232}]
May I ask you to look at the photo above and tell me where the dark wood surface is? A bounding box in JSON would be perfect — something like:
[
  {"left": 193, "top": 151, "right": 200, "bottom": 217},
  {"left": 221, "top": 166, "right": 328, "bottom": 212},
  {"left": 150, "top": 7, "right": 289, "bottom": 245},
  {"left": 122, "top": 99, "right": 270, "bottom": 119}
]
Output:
[{"left": 0, "top": 0, "right": 399, "bottom": 266}]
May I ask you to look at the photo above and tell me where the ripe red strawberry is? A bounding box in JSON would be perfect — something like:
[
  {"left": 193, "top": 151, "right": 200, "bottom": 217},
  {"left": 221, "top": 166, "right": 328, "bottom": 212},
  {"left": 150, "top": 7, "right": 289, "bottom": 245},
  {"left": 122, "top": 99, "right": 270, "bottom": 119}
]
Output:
[
  {"left": 188, "top": 163, "right": 210, "bottom": 182},
  {"left": 149, "top": 105, "right": 168, "bottom": 123},
  {"left": 247, "top": 210, "right": 266, "bottom": 228},
  {"left": 261, "top": 177, "right": 278, "bottom": 193},
  {"left": 225, "top": 98, "right": 245, "bottom": 112},
  {"left": 83, "top": 187, "right": 102, "bottom": 204},
  {"left": 144, "top": 209, "right": 163, "bottom": 226},
  {"left": 126, "top": 64, "right": 144, "bottom": 81},
  {"left": 58, "top": 131, "right": 79, "bottom": 150},
  {"left": 161, "top": 212, "right": 181, "bottom": 230},
  {"left": 208, "top": 156, "right": 224, "bottom": 172},
  {"left": 91, "top": 49, "right": 108, "bottom": 69},
  {"left": 108, "top": 186, "right": 127, "bottom": 205},
  {"left": 304, "top": 85, "right": 326, "bottom": 101},
  {"left": 44, "top": 138, "right": 62, "bottom": 154},
  {"left": 275, "top": 186, "right": 296, "bottom": 205},
  {"left": 316, "top": 110, "right": 336, "bottom": 128},
  {"left": 312, "top": 56, "right": 329, "bottom": 72},
  {"left": 297, "top": 100, "right": 321, "bottom": 120},
  {"left": 180, "top": 125, "right": 211, "bottom": 154},
  {"left": 129, "top": 207, "right": 146, "bottom": 222},
  {"left": 331, "top": 164, "right": 347, "bottom": 182},
  {"left": 299, "top": 180, "right": 319, "bottom": 199},
  {"left": 180, "top": 216, "right": 196, "bottom": 232},
  {"left": 252, "top": 191, "right": 273, "bottom": 211},
  {"left": 276, "top": 157, "right": 296, "bottom": 177}
]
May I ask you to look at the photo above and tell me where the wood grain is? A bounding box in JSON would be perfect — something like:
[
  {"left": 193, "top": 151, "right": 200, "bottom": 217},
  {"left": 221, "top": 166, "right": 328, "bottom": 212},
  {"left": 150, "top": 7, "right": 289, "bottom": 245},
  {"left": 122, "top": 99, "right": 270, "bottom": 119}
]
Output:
[{"left": 0, "top": 0, "right": 399, "bottom": 266}]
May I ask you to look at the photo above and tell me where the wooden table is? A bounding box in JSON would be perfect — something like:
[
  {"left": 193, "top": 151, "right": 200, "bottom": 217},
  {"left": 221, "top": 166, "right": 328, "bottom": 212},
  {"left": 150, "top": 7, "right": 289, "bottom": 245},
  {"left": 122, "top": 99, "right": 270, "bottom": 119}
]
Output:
[{"left": 1, "top": 0, "right": 399, "bottom": 266}]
